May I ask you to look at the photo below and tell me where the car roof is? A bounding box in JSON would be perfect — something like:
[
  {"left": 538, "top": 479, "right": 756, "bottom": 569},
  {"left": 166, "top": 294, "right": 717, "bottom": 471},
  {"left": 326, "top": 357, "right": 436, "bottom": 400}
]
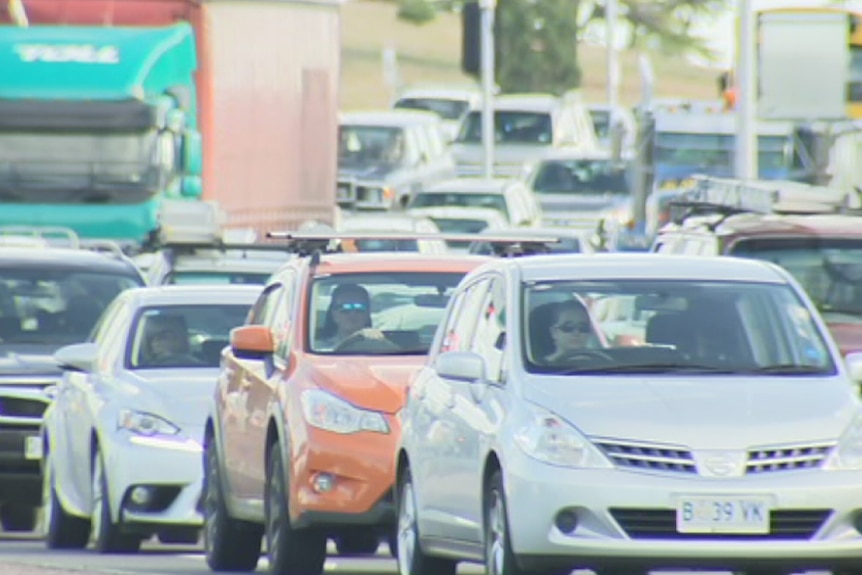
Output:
[
  {"left": 504, "top": 253, "right": 787, "bottom": 284},
  {"left": 423, "top": 177, "right": 514, "bottom": 194},
  {"left": 397, "top": 85, "right": 481, "bottom": 101},
  {"left": 168, "top": 250, "right": 289, "bottom": 274},
  {"left": 468, "top": 93, "right": 559, "bottom": 113},
  {"left": 293, "top": 253, "right": 491, "bottom": 276},
  {"left": 121, "top": 284, "right": 262, "bottom": 307},
  {"left": 712, "top": 213, "right": 862, "bottom": 238},
  {"left": 340, "top": 214, "right": 437, "bottom": 232},
  {"left": 0, "top": 246, "right": 141, "bottom": 274},
  {"left": 340, "top": 109, "right": 442, "bottom": 127}
]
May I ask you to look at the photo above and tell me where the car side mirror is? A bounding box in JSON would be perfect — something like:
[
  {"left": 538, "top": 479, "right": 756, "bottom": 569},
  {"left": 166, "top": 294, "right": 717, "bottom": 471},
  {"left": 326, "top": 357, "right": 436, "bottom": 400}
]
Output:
[
  {"left": 846, "top": 352, "right": 862, "bottom": 383},
  {"left": 54, "top": 343, "right": 99, "bottom": 373},
  {"left": 435, "top": 351, "right": 485, "bottom": 382},
  {"left": 230, "top": 325, "right": 275, "bottom": 360}
]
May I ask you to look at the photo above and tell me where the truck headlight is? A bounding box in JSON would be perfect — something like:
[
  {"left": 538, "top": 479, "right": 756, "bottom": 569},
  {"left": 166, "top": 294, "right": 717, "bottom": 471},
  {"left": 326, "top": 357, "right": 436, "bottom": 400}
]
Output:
[
  {"left": 117, "top": 409, "right": 180, "bottom": 437},
  {"left": 300, "top": 389, "right": 389, "bottom": 434},
  {"left": 514, "top": 405, "right": 611, "bottom": 468}
]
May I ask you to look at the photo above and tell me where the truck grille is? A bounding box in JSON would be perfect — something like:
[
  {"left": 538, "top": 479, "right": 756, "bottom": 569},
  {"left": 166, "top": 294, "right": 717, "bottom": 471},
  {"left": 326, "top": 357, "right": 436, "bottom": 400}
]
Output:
[
  {"left": 609, "top": 508, "right": 831, "bottom": 540},
  {"left": 746, "top": 444, "right": 833, "bottom": 474},
  {"left": 595, "top": 439, "right": 696, "bottom": 474}
]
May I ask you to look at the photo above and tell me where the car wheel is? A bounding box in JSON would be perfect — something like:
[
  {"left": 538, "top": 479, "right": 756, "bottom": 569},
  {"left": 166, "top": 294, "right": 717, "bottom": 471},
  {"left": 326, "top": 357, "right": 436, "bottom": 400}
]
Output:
[
  {"left": 333, "top": 532, "right": 381, "bottom": 556},
  {"left": 265, "top": 443, "right": 327, "bottom": 575},
  {"left": 396, "top": 466, "right": 456, "bottom": 575},
  {"left": 91, "top": 451, "right": 141, "bottom": 554},
  {"left": 43, "top": 451, "right": 89, "bottom": 549},
  {"left": 202, "top": 437, "right": 262, "bottom": 572}
]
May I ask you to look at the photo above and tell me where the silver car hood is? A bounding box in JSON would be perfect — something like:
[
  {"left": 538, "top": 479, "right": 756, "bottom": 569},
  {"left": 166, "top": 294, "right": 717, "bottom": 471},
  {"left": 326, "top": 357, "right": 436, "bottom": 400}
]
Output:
[
  {"left": 522, "top": 375, "right": 859, "bottom": 449},
  {"left": 451, "top": 142, "right": 550, "bottom": 166},
  {"left": 119, "top": 368, "right": 218, "bottom": 434}
]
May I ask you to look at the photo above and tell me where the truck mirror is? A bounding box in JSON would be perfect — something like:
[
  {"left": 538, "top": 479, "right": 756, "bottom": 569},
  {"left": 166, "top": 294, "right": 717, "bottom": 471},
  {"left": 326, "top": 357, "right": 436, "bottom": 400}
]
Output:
[
  {"left": 183, "top": 129, "right": 203, "bottom": 176},
  {"left": 181, "top": 175, "right": 203, "bottom": 198}
]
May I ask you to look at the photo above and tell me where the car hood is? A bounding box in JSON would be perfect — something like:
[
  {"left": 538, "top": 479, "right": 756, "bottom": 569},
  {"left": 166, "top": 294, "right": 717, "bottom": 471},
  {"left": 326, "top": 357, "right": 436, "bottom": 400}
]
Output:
[
  {"left": 338, "top": 163, "right": 398, "bottom": 182},
  {"left": 523, "top": 375, "right": 858, "bottom": 448},
  {"left": 119, "top": 368, "right": 219, "bottom": 433},
  {"left": 451, "top": 142, "right": 550, "bottom": 167},
  {"left": 537, "top": 192, "right": 628, "bottom": 213},
  {"left": 0, "top": 350, "right": 61, "bottom": 378},
  {"left": 303, "top": 355, "right": 426, "bottom": 414}
]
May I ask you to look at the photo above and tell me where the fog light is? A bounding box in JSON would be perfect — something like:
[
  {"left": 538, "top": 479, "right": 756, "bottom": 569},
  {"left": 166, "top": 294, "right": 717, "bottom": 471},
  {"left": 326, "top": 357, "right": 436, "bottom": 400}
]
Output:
[
  {"left": 130, "top": 486, "right": 153, "bottom": 505},
  {"left": 853, "top": 511, "right": 862, "bottom": 534},
  {"left": 312, "top": 473, "right": 335, "bottom": 493},
  {"left": 554, "top": 510, "right": 578, "bottom": 534}
]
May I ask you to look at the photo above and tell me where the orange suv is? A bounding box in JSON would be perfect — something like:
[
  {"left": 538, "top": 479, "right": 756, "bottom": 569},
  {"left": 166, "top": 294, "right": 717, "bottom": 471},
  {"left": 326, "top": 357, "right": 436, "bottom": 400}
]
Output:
[{"left": 202, "top": 242, "right": 488, "bottom": 575}]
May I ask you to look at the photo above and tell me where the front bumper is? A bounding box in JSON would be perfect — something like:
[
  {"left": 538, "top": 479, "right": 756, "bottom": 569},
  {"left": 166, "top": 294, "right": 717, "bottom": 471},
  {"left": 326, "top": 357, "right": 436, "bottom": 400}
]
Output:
[
  {"left": 105, "top": 433, "right": 204, "bottom": 530},
  {"left": 504, "top": 446, "right": 862, "bottom": 571},
  {"left": 0, "top": 387, "right": 52, "bottom": 506}
]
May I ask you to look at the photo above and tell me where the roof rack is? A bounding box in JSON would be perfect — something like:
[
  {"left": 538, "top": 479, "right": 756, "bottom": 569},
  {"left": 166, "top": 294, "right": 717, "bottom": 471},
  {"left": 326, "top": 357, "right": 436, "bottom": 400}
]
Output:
[
  {"left": 265, "top": 231, "right": 562, "bottom": 261},
  {"left": 668, "top": 175, "right": 856, "bottom": 226},
  {"left": 78, "top": 239, "right": 126, "bottom": 258},
  {"left": 0, "top": 225, "right": 81, "bottom": 248}
]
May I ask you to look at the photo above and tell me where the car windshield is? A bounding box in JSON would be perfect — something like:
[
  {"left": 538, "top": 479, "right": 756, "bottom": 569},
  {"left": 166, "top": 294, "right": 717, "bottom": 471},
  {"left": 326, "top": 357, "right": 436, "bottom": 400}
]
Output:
[
  {"left": 0, "top": 266, "right": 141, "bottom": 350},
  {"left": 395, "top": 97, "right": 468, "bottom": 121},
  {"left": 309, "top": 271, "right": 465, "bottom": 355},
  {"left": 730, "top": 238, "right": 862, "bottom": 321},
  {"left": 408, "top": 191, "right": 509, "bottom": 218},
  {"left": 457, "top": 111, "right": 553, "bottom": 144},
  {"left": 339, "top": 125, "right": 405, "bottom": 167},
  {"left": 168, "top": 271, "right": 273, "bottom": 285},
  {"left": 523, "top": 279, "right": 835, "bottom": 375},
  {"left": 128, "top": 304, "right": 252, "bottom": 369},
  {"left": 655, "top": 133, "right": 789, "bottom": 173},
  {"left": 353, "top": 239, "right": 420, "bottom": 252},
  {"left": 531, "top": 159, "right": 630, "bottom": 195}
]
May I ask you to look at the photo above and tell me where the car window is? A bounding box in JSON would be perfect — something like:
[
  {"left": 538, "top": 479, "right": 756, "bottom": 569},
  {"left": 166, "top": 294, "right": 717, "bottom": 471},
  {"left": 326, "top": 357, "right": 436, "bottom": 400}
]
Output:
[
  {"left": 457, "top": 111, "right": 553, "bottom": 145},
  {"left": 308, "top": 271, "right": 467, "bottom": 355},
  {"left": 127, "top": 303, "right": 252, "bottom": 369},
  {"left": 408, "top": 191, "right": 509, "bottom": 218},
  {"left": 394, "top": 98, "right": 469, "bottom": 121},
  {"left": 522, "top": 279, "right": 835, "bottom": 375},
  {"left": 444, "top": 278, "right": 490, "bottom": 354},
  {"left": 248, "top": 283, "right": 286, "bottom": 326},
  {"left": 470, "top": 277, "right": 506, "bottom": 382},
  {"left": 0, "top": 265, "right": 141, "bottom": 349}
]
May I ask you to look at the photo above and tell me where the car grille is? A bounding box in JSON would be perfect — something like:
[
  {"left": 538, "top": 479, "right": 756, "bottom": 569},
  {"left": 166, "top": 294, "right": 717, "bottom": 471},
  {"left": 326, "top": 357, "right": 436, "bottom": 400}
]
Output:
[
  {"left": 746, "top": 444, "right": 833, "bottom": 474},
  {"left": 0, "top": 397, "right": 48, "bottom": 419},
  {"left": 594, "top": 439, "right": 696, "bottom": 474},
  {"left": 609, "top": 508, "right": 831, "bottom": 540}
]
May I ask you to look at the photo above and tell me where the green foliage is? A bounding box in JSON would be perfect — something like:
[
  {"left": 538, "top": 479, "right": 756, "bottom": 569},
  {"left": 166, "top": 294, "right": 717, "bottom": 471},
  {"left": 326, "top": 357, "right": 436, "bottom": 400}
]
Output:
[
  {"left": 496, "top": 0, "right": 582, "bottom": 94},
  {"left": 397, "top": 0, "right": 437, "bottom": 24}
]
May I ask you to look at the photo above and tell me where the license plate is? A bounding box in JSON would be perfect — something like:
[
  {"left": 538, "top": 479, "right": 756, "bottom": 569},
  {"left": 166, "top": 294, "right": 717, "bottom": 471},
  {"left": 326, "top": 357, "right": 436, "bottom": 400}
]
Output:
[
  {"left": 676, "top": 496, "right": 770, "bottom": 534},
  {"left": 24, "top": 436, "right": 43, "bottom": 460}
]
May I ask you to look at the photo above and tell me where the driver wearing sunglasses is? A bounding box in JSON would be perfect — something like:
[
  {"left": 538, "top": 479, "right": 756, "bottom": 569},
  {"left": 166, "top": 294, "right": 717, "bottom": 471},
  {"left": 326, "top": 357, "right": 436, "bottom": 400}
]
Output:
[
  {"left": 545, "top": 298, "right": 605, "bottom": 363},
  {"left": 316, "top": 283, "right": 387, "bottom": 351}
]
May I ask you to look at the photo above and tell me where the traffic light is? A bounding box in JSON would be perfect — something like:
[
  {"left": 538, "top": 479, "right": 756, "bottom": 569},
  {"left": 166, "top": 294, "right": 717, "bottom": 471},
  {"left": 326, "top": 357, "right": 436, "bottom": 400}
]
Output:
[{"left": 461, "top": 1, "right": 502, "bottom": 78}]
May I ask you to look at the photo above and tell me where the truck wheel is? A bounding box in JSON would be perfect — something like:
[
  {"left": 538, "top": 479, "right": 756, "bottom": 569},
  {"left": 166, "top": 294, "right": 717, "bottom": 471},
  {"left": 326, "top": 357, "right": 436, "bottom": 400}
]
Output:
[
  {"left": 333, "top": 532, "right": 381, "bottom": 555},
  {"left": 265, "top": 444, "right": 327, "bottom": 575},
  {"left": 1, "top": 504, "right": 37, "bottom": 532}
]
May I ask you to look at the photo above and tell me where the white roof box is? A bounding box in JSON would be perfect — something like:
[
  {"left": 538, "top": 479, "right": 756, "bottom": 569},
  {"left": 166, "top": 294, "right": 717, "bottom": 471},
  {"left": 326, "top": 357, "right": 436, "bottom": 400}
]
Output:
[{"left": 159, "top": 200, "right": 226, "bottom": 245}]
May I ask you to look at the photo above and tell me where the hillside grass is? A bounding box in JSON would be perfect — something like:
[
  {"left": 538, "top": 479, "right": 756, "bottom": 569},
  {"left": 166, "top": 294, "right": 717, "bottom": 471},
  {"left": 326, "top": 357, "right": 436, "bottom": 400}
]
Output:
[{"left": 340, "top": 0, "right": 721, "bottom": 110}]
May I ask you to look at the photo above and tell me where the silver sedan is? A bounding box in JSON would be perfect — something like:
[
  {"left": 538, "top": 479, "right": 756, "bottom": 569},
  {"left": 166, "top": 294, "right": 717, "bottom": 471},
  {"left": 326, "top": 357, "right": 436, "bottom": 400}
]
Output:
[
  {"left": 41, "top": 284, "right": 259, "bottom": 553},
  {"left": 396, "top": 253, "right": 862, "bottom": 575}
]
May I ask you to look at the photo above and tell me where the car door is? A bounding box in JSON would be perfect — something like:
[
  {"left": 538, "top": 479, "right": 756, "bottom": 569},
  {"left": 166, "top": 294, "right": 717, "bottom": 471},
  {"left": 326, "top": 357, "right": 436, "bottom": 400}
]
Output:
[
  {"left": 449, "top": 274, "right": 508, "bottom": 543},
  {"left": 431, "top": 276, "right": 489, "bottom": 541},
  {"left": 221, "top": 282, "right": 285, "bottom": 499},
  {"left": 71, "top": 298, "right": 131, "bottom": 506}
]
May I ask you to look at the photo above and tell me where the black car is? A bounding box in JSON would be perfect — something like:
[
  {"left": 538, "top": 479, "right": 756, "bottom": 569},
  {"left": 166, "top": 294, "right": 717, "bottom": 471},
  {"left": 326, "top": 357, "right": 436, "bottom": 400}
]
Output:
[{"left": 0, "top": 245, "right": 144, "bottom": 531}]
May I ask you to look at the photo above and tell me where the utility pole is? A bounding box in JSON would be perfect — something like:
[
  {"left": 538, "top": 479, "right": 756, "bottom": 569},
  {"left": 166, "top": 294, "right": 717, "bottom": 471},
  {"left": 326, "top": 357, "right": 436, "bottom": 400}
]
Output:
[
  {"left": 735, "top": 0, "right": 758, "bottom": 179},
  {"left": 480, "top": 0, "right": 496, "bottom": 179},
  {"left": 606, "top": 0, "right": 620, "bottom": 111}
]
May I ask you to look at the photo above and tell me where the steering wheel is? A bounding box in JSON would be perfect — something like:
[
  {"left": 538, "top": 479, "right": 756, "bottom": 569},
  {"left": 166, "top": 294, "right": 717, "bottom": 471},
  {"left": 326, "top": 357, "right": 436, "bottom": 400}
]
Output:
[
  {"left": 334, "top": 331, "right": 402, "bottom": 353},
  {"left": 556, "top": 349, "right": 615, "bottom": 363}
]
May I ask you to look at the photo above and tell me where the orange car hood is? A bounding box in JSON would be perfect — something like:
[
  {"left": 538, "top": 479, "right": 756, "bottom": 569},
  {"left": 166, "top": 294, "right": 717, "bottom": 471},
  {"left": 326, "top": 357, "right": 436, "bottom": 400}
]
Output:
[
  {"left": 304, "top": 355, "right": 426, "bottom": 414},
  {"left": 827, "top": 321, "right": 862, "bottom": 356}
]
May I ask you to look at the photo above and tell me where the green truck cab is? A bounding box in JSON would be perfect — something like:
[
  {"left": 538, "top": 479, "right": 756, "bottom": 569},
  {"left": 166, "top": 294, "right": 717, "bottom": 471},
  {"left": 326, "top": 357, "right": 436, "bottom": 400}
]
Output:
[{"left": 0, "top": 23, "right": 203, "bottom": 250}]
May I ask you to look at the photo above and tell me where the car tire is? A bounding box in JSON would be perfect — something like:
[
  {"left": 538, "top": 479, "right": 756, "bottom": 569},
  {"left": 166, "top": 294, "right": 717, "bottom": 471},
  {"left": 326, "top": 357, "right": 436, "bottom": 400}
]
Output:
[
  {"left": 1, "top": 504, "right": 37, "bottom": 532},
  {"left": 43, "top": 452, "right": 89, "bottom": 549},
  {"left": 91, "top": 451, "right": 141, "bottom": 554},
  {"left": 396, "top": 466, "right": 456, "bottom": 575},
  {"left": 265, "top": 443, "right": 327, "bottom": 575},
  {"left": 333, "top": 532, "right": 381, "bottom": 556},
  {"left": 202, "top": 437, "right": 263, "bottom": 572}
]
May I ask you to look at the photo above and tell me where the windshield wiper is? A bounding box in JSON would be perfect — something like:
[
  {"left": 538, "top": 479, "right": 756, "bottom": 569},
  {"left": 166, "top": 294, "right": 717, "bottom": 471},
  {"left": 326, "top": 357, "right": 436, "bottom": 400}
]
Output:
[
  {"left": 744, "top": 364, "right": 831, "bottom": 375},
  {"left": 555, "top": 363, "right": 739, "bottom": 375}
]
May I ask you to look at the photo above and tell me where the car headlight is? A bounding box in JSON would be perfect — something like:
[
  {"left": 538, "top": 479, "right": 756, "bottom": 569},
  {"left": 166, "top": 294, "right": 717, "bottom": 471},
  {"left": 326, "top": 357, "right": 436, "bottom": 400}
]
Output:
[
  {"left": 300, "top": 389, "right": 390, "bottom": 434},
  {"left": 513, "top": 405, "right": 611, "bottom": 468},
  {"left": 117, "top": 409, "right": 180, "bottom": 437},
  {"left": 824, "top": 414, "right": 862, "bottom": 470}
]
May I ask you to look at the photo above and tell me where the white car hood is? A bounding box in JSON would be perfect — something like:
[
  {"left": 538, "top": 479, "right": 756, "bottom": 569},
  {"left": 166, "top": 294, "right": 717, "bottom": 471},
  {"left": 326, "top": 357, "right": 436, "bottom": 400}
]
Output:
[
  {"left": 522, "top": 375, "right": 859, "bottom": 449},
  {"left": 451, "top": 142, "right": 551, "bottom": 167},
  {"left": 119, "top": 368, "right": 218, "bottom": 436}
]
